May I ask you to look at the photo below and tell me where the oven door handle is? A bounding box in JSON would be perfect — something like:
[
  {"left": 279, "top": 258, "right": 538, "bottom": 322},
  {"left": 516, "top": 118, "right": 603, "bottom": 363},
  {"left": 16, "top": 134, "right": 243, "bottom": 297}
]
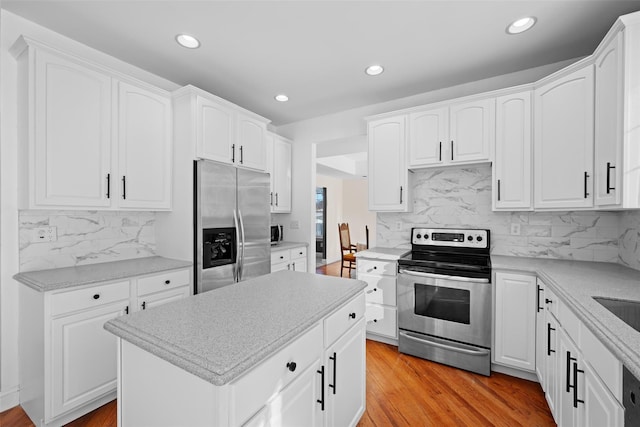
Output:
[
  {"left": 398, "top": 269, "right": 490, "bottom": 283},
  {"left": 400, "top": 331, "right": 490, "bottom": 356}
]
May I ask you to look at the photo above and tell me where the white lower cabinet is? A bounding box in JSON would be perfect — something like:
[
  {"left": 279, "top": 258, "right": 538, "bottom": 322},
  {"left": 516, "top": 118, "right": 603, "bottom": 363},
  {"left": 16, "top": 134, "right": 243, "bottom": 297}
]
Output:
[
  {"left": 19, "top": 267, "right": 192, "bottom": 427},
  {"left": 271, "top": 245, "right": 307, "bottom": 273},
  {"left": 493, "top": 271, "right": 536, "bottom": 371},
  {"left": 356, "top": 257, "right": 398, "bottom": 342}
]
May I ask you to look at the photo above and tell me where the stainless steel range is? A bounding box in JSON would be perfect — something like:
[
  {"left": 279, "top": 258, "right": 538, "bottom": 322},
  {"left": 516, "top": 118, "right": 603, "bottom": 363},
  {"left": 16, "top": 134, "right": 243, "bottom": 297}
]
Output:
[{"left": 397, "top": 227, "right": 492, "bottom": 376}]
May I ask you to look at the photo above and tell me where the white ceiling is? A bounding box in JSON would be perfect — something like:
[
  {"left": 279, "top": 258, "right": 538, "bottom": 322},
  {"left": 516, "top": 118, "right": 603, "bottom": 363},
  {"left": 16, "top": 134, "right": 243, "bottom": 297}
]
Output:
[
  {"left": 4, "top": 1, "right": 640, "bottom": 126},
  {"left": 317, "top": 152, "right": 368, "bottom": 179}
]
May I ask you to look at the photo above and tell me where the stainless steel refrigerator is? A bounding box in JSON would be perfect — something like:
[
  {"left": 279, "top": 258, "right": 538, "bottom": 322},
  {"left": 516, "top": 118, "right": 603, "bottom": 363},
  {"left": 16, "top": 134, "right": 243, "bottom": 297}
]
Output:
[{"left": 194, "top": 160, "right": 271, "bottom": 294}]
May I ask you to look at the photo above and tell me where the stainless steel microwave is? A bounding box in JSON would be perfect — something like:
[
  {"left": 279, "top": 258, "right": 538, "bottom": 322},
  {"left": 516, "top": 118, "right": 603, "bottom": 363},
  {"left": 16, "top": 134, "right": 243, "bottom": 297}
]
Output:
[{"left": 270, "top": 224, "right": 283, "bottom": 245}]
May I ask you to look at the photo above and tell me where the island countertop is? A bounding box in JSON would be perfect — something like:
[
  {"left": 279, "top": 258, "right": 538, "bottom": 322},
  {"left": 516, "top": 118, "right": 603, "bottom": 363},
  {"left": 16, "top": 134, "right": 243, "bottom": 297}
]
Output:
[{"left": 105, "top": 270, "right": 366, "bottom": 386}]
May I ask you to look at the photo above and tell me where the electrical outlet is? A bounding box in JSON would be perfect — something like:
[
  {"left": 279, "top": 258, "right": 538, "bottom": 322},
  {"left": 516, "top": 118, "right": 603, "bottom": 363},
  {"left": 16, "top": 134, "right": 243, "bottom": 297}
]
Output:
[
  {"left": 290, "top": 220, "right": 300, "bottom": 230},
  {"left": 32, "top": 226, "right": 57, "bottom": 242},
  {"left": 395, "top": 221, "right": 403, "bottom": 231},
  {"left": 510, "top": 223, "right": 521, "bottom": 236}
]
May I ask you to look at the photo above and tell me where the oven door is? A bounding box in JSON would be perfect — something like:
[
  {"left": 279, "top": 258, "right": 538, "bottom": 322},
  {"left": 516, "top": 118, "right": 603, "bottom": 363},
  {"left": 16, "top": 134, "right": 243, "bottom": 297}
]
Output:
[{"left": 397, "top": 269, "right": 491, "bottom": 348}]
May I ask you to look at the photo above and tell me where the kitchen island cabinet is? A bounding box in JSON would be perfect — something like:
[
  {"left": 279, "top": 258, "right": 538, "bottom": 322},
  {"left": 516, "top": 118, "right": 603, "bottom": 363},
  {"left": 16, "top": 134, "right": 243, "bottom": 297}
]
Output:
[{"left": 105, "top": 270, "right": 367, "bottom": 427}]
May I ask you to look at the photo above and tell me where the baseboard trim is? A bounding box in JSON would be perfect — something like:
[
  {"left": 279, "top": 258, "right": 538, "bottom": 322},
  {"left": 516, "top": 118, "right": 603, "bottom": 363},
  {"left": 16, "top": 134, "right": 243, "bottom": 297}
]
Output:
[
  {"left": 0, "top": 387, "right": 20, "bottom": 412},
  {"left": 491, "top": 363, "right": 539, "bottom": 382},
  {"left": 366, "top": 333, "right": 398, "bottom": 347}
]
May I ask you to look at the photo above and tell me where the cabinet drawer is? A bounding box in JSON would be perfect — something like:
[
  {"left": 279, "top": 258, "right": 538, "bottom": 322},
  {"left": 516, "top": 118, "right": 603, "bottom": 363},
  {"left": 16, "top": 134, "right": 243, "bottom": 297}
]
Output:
[
  {"left": 271, "top": 249, "right": 290, "bottom": 265},
  {"left": 361, "top": 274, "right": 396, "bottom": 306},
  {"left": 290, "top": 246, "right": 307, "bottom": 260},
  {"left": 230, "top": 323, "right": 322, "bottom": 425},
  {"left": 51, "top": 280, "right": 130, "bottom": 316},
  {"left": 582, "top": 325, "right": 622, "bottom": 401},
  {"left": 324, "top": 292, "right": 366, "bottom": 347},
  {"left": 357, "top": 259, "right": 396, "bottom": 276},
  {"left": 366, "top": 304, "right": 397, "bottom": 338},
  {"left": 544, "top": 283, "right": 560, "bottom": 319},
  {"left": 558, "top": 300, "right": 581, "bottom": 345},
  {"left": 137, "top": 269, "right": 190, "bottom": 297}
]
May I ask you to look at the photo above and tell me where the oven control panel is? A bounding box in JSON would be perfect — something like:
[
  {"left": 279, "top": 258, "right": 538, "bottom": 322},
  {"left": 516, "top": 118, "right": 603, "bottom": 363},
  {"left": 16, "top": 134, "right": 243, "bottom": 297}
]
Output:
[{"left": 411, "top": 228, "right": 489, "bottom": 249}]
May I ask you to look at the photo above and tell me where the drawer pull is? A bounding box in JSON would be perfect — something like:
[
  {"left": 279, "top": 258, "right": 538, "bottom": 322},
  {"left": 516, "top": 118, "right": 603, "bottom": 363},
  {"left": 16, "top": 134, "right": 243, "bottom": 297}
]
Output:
[
  {"left": 545, "top": 298, "right": 553, "bottom": 304},
  {"left": 280, "top": 256, "right": 284, "bottom": 259},
  {"left": 93, "top": 294, "right": 100, "bottom": 300},
  {"left": 373, "top": 266, "right": 377, "bottom": 270},
  {"left": 286, "top": 361, "right": 297, "bottom": 372},
  {"left": 125, "top": 306, "right": 129, "bottom": 314},
  {"left": 349, "top": 312, "right": 356, "bottom": 319},
  {"left": 317, "top": 366, "right": 325, "bottom": 411},
  {"left": 299, "top": 251, "right": 303, "bottom": 255},
  {"left": 329, "top": 352, "right": 337, "bottom": 394},
  {"left": 141, "top": 301, "right": 147, "bottom": 310},
  {"left": 164, "top": 280, "right": 171, "bottom": 285}
]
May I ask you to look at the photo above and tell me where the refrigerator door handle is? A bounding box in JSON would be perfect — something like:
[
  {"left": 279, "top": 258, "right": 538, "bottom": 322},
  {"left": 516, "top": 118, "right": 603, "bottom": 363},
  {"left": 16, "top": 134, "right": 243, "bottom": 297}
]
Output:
[
  {"left": 233, "top": 209, "right": 241, "bottom": 282},
  {"left": 237, "top": 209, "right": 246, "bottom": 281}
]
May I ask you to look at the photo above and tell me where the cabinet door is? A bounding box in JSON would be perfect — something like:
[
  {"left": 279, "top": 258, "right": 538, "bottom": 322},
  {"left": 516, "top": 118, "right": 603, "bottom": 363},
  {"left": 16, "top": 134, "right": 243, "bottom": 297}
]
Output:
[
  {"left": 138, "top": 286, "right": 190, "bottom": 311},
  {"left": 117, "top": 81, "right": 172, "bottom": 209},
  {"left": 292, "top": 259, "right": 307, "bottom": 273},
  {"left": 534, "top": 66, "right": 594, "bottom": 209},
  {"left": 196, "top": 96, "right": 234, "bottom": 164},
  {"left": 408, "top": 108, "right": 448, "bottom": 167},
  {"left": 494, "top": 91, "right": 532, "bottom": 210},
  {"left": 51, "top": 300, "right": 129, "bottom": 417},
  {"left": 558, "top": 328, "right": 582, "bottom": 427},
  {"left": 449, "top": 98, "right": 493, "bottom": 164},
  {"left": 273, "top": 137, "right": 292, "bottom": 213},
  {"left": 325, "top": 319, "right": 366, "bottom": 427},
  {"left": 237, "top": 113, "right": 266, "bottom": 171},
  {"left": 545, "top": 314, "right": 559, "bottom": 422},
  {"left": 244, "top": 361, "right": 323, "bottom": 427},
  {"left": 493, "top": 272, "right": 536, "bottom": 371},
  {"left": 594, "top": 32, "right": 623, "bottom": 207},
  {"left": 535, "top": 281, "right": 547, "bottom": 389},
  {"left": 581, "top": 362, "right": 624, "bottom": 427},
  {"left": 33, "top": 49, "right": 112, "bottom": 208},
  {"left": 368, "top": 116, "right": 410, "bottom": 212},
  {"left": 265, "top": 132, "right": 276, "bottom": 211}
]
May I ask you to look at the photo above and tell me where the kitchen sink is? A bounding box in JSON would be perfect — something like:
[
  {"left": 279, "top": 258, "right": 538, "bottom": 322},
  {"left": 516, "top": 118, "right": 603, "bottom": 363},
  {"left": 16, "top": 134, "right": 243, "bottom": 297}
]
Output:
[{"left": 593, "top": 297, "right": 640, "bottom": 333}]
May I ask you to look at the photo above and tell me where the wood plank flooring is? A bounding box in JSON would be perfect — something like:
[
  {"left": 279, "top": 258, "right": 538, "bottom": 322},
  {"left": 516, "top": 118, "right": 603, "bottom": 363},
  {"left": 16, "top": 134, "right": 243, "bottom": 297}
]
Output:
[{"left": 1, "top": 261, "right": 554, "bottom": 427}]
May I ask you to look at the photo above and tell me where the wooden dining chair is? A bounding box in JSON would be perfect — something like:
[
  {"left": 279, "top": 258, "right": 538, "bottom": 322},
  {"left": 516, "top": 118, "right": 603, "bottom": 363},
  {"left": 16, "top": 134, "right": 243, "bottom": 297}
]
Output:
[{"left": 338, "top": 223, "right": 357, "bottom": 277}]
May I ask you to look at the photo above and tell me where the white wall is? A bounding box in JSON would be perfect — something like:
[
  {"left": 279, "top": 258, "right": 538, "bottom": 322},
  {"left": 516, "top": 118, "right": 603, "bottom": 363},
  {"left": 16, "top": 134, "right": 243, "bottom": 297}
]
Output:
[
  {"left": 0, "top": 10, "right": 179, "bottom": 410},
  {"left": 316, "top": 175, "right": 343, "bottom": 264},
  {"left": 342, "top": 179, "right": 376, "bottom": 249}
]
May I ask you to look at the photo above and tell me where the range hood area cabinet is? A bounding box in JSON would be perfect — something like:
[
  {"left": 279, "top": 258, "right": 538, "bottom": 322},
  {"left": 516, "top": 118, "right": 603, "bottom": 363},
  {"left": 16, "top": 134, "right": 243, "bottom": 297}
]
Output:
[
  {"left": 185, "top": 85, "right": 269, "bottom": 172},
  {"left": 10, "top": 36, "right": 172, "bottom": 211}
]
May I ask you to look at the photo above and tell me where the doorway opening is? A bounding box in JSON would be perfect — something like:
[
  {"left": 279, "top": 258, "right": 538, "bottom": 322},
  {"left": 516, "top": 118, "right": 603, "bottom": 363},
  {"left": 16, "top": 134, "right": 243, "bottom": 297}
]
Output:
[{"left": 316, "top": 187, "right": 327, "bottom": 266}]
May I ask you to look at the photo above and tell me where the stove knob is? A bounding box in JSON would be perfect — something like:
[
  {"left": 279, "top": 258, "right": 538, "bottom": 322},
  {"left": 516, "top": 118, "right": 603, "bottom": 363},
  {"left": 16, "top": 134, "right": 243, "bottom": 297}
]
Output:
[
  {"left": 477, "top": 236, "right": 483, "bottom": 242},
  {"left": 467, "top": 236, "right": 473, "bottom": 241},
  {"left": 416, "top": 234, "right": 422, "bottom": 239}
]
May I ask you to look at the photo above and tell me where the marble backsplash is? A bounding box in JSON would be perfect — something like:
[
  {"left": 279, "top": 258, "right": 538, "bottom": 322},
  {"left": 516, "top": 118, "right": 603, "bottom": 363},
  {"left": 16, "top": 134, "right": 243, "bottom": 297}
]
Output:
[
  {"left": 377, "top": 165, "right": 627, "bottom": 265},
  {"left": 19, "top": 210, "right": 156, "bottom": 272}
]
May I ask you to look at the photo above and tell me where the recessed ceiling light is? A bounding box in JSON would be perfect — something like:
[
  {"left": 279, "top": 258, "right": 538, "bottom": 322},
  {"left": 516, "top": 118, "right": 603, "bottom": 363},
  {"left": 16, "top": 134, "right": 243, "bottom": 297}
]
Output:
[
  {"left": 275, "top": 94, "right": 289, "bottom": 102},
  {"left": 506, "top": 17, "right": 536, "bottom": 34},
  {"left": 175, "top": 34, "right": 200, "bottom": 49},
  {"left": 365, "top": 65, "right": 384, "bottom": 76}
]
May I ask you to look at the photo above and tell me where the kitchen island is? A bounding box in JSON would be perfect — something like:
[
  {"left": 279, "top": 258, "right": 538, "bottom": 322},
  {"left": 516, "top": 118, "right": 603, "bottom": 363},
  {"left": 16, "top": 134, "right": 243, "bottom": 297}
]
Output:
[{"left": 105, "top": 270, "right": 367, "bottom": 427}]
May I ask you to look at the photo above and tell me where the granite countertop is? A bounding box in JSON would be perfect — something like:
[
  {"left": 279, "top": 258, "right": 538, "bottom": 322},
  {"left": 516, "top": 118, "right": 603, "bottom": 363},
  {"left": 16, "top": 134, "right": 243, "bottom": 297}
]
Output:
[
  {"left": 271, "top": 241, "right": 309, "bottom": 251},
  {"left": 14, "top": 256, "right": 192, "bottom": 292},
  {"left": 355, "top": 247, "right": 410, "bottom": 260},
  {"left": 493, "top": 255, "right": 640, "bottom": 379},
  {"left": 104, "top": 270, "right": 366, "bottom": 386}
]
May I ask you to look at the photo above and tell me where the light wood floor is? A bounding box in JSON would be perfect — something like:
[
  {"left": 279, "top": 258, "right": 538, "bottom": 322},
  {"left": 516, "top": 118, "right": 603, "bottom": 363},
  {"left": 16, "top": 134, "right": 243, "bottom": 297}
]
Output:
[{"left": 1, "top": 261, "right": 554, "bottom": 427}]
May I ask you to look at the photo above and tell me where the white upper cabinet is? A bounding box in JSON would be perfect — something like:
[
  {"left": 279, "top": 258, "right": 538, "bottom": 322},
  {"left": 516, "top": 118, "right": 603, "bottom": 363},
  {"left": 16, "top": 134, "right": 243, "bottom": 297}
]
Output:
[
  {"left": 493, "top": 91, "right": 532, "bottom": 210},
  {"left": 408, "top": 107, "right": 448, "bottom": 167},
  {"left": 236, "top": 113, "right": 266, "bottom": 171},
  {"left": 449, "top": 98, "right": 494, "bottom": 164},
  {"left": 407, "top": 99, "right": 493, "bottom": 168},
  {"left": 196, "top": 95, "right": 235, "bottom": 165},
  {"left": 11, "top": 36, "right": 172, "bottom": 211},
  {"left": 534, "top": 64, "right": 594, "bottom": 209},
  {"left": 117, "top": 81, "right": 172, "bottom": 210},
  {"left": 367, "top": 116, "right": 412, "bottom": 212},
  {"left": 271, "top": 135, "right": 292, "bottom": 213}
]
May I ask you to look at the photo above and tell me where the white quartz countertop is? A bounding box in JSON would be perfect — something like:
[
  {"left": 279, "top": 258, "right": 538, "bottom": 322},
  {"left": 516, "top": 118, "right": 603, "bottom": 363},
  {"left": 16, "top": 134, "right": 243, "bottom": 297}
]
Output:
[
  {"left": 271, "top": 241, "right": 308, "bottom": 251},
  {"left": 492, "top": 255, "right": 640, "bottom": 379},
  {"left": 13, "top": 256, "right": 192, "bottom": 292},
  {"left": 104, "top": 270, "right": 366, "bottom": 386},
  {"left": 355, "top": 247, "right": 410, "bottom": 260}
]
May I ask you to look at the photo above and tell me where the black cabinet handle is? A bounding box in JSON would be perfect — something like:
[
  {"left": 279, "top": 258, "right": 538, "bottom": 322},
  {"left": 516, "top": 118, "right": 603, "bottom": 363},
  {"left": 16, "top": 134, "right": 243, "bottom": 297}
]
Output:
[
  {"left": 286, "top": 361, "right": 297, "bottom": 372},
  {"left": 573, "top": 362, "right": 585, "bottom": 408},
  {"left": 545, "top": 298, "right": 552, "bottom": 304},
  {"left": 122, "top": 176, "right": 126, "bottom": 200},
  {"left": 125, "top": 306, "right": 129, "bottom": 314},
  {"left": 240, "top": 145, "right": 244, "bottom": 164},
  {"left": 536, "top": 285, "right": 543, "bottom": 312},
  {"left": 164, "top": 280, "right": 171, "bottom": 285},
  {"left": 566, "top": 351, "right": 577, "bottom": 392},
  {"left": 400, "top": 186, "right": 403, "bottom": 204},
  {"left": 106, "top": 174, "right": 110, "bottom": 199},
  {"left": 93, "top": 294, "right": 100, "bottom": 300},
  {"left": 547, "top": 323, "right": 556, "bottom": 356},
  {"left": 275, "top": 193, "right": 279, "bottom": 206},
  {"left": 606, "top": 162, "right": 616, "bottom": 194},
  {"left": 497, "top": 179, "right": 501, "bottom": 202},
  {"left": 141, "top": 301, "right": 146, "bottom": 310},
  {"left": 584, "top": 171, "right": 590, "bottom": 198},
  {"left": 329, "top": 352, "right": 337, "bottom": 394},
  {"left": 349, "top": 312, "right": 356, "bottom": 319},
  {"left": 231, "top": 144, "right": 235, "bottom": 163},
  {"left": 280, "top": 255, "right": 284, "bottom": 259},
  {"left": 439, "top": 141, "right": 442, "bottom": 161},
  {"left": 270, "top": 192, "right": 273, "bottom": 206},
  {"left": 317, "top": 366, "right": 325, "bottom": 411},
  {"left": 373, "top": 319, "right": 378, "bottom": 323},
  {"left": 451, "top": 140, "right": 454, "bottom": 161}
]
